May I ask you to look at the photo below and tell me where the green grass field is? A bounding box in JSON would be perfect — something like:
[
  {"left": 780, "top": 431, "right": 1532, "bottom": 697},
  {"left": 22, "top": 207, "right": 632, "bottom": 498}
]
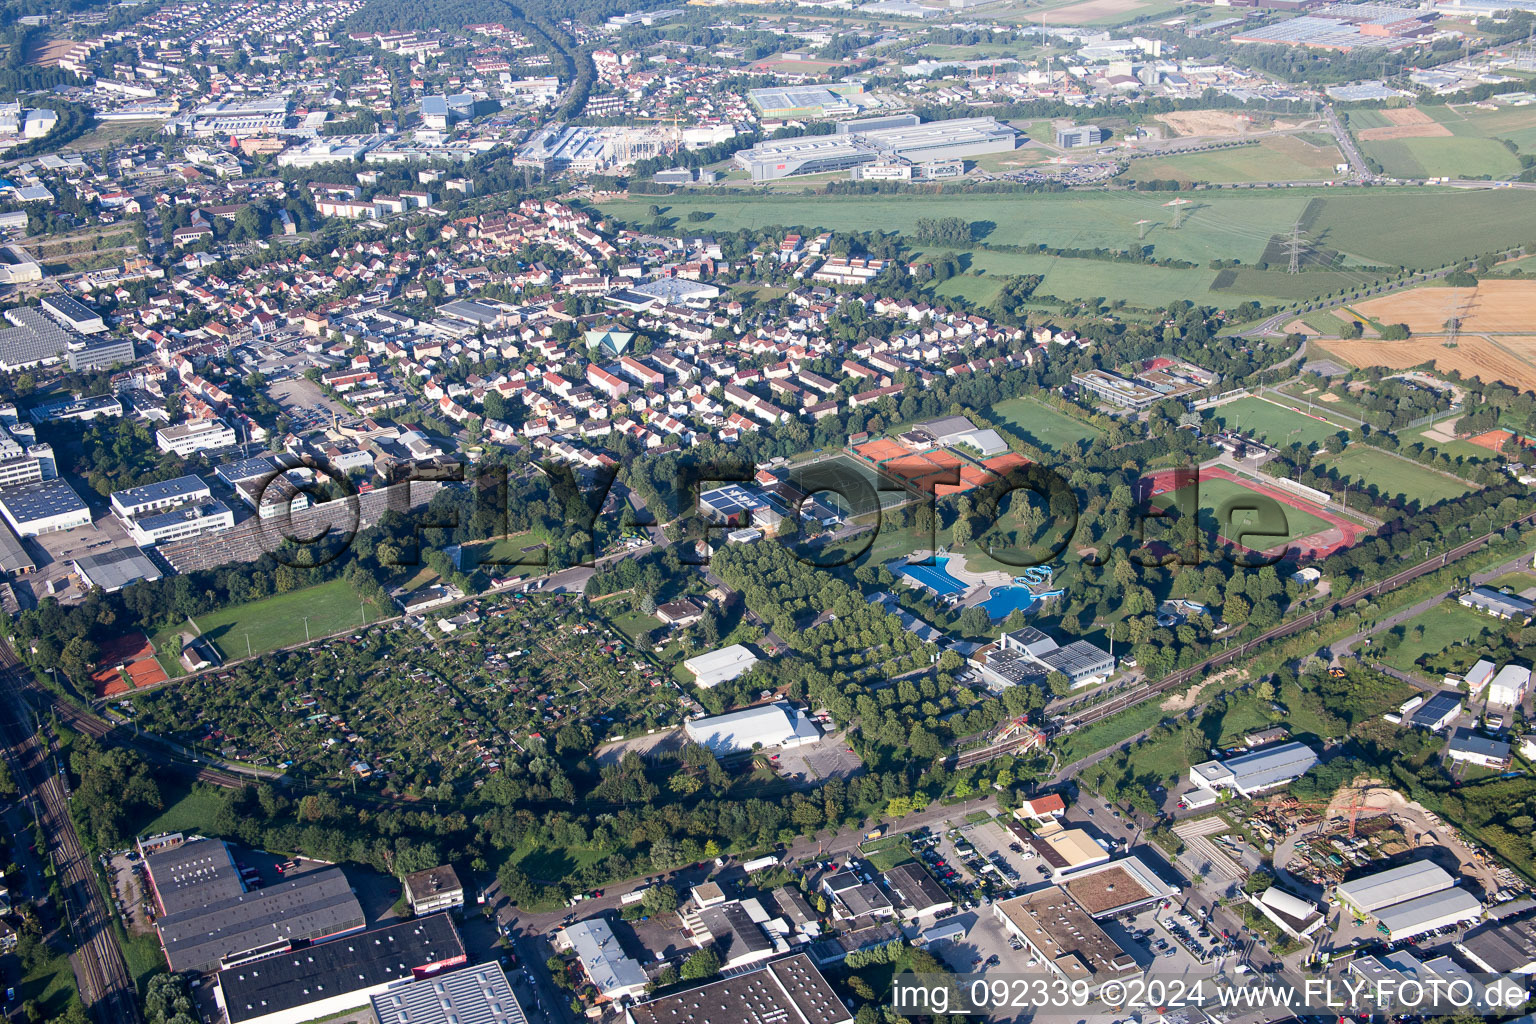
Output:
[
  {"left": 1378, "top": 599, "right": 1497, "bottom": 673},
  {"left": 154, "top": 578, "right": 383, "bottom": 672},
  {"left": 1156, "top": 475, "right": 1331, "bottom": 548},
  {"left": 607, "top": 186, "right": 1535, "bottom": 311},
  {"left": 1122, "top": 136, "right": 1345, "bottom": 184},
  {"left": 1204, "top": 397, "right": 1348, "bottom": 448},
  {"left": 990, "top": 395, "right": 1101, "bottom": 450},
  {"left": 1407, "top": 425, "right": 1500, "bottom": 462},
  {"left": 135, "top": 781, "right": 229, "bottom": 836},
  {"left": 1361, "top": 136, "right": 1521, "bottom": 180},
  {"left": 1316, "top": 446, "right": 1472, "bottom": 506}
]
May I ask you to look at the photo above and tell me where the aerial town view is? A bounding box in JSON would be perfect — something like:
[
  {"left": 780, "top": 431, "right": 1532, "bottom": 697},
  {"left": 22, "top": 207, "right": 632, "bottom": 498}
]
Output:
[{"left": 0, "top": 0, "right": 1531, "bottom": 1022}]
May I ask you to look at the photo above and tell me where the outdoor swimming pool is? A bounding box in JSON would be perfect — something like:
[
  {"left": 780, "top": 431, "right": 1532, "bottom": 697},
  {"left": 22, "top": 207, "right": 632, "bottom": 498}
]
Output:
[
  {"left": 898, "top": 557, "right": 968, "bottom": 597},
  {"left": 978, "top": 586, "right": 1064, "bottom": 621}
]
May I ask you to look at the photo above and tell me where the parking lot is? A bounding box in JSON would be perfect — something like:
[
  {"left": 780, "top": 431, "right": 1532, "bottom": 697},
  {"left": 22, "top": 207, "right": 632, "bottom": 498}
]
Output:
[{"left": 772, "top": 729, "right": 862, "bottom": 784}]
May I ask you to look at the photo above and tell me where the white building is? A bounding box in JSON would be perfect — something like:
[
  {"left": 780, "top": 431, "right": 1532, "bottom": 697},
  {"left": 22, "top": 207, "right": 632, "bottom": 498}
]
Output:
[
  {"left": 1188, "top": 741, "right": 1318, "bottom": 798},
  {"left": 1337, "top": 860, "right": 1455, "bottom": 916},
  {"left": 555, "top": 919, "right": 648, "bottom": 1004},
  {"left": 124, "top": 499, "right": 235, "bottom": 546},
  {"left": 0, "top": 477, "right": 90, "bottom": 535},
  {"left": 110, "top": 475, "right": 211, "bottom": 518},
  {"left": 683, "top": 644, "right": 759, "bottom": 688},
  {"left": 1488, "top": 664, "right": 1532, "bottom": 709},
  {"left": 156, "top": 419, "right": 236, "bottom": 456},
  {"left": 683, "top": 702, "right": 821, "bottom": 756}
]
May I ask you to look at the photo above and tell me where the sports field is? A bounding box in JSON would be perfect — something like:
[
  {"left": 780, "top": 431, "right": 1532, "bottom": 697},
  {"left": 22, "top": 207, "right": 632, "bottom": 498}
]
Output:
[
  {"left": 990, "top": 395, "right": 1101, "bottom": 451},
  {"left": 1315, "top": 446, "right": 1472, "bottom": 506},
  {"left": 153, "top": 578, "right": 383, "bottom": 673},
  {"left": 791, "top": 454, "right": 908, "bottom": 514},
  {"left": 1123, "top": 136, "right": 1345, "bottom": 184},
  {"left": 1204, "top": 397, "right": 1348, "bottom": 448},
  {"left": 1151, "top": 474, "right": 1332, "bottom": 551}
]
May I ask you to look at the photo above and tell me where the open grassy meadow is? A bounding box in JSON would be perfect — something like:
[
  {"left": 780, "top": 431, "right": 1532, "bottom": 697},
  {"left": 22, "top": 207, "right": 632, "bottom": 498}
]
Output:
[
  {"left": 990, "top": 395, "right": 1101, "bottom": 450},
  {"left": 606, "top": 187, "right": 1535, "bottom": 310},
  {"left": 1377, "top": 599, "right": 1497, "bottom": 673},
  {"left": 1204, "top": 397, "right": 1349, "bottom": 447},
  {"left": 1315, "top": 446, "right": 1473, "bottom": 506},
  {"left": 1122, "top": 136, "right": 1345, "bottom": 184},
  {"left": 1362, "top": 136, "right": 1521, "bottom": 180}
]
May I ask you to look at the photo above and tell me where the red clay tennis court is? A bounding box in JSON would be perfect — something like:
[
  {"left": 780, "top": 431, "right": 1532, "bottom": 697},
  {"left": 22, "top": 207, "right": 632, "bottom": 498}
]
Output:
[
  {"left": 1468, "top": 429, "right": 1531, "bottom": 453},
  {"left": 91, "top": 632, "right": 169, "bottom": 697}
]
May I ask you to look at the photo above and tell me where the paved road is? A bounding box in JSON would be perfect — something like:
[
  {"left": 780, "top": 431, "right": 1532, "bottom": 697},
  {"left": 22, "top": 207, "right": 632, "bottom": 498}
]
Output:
[
  {"left": 0, "top": 640, "right": 140, "bottom": 1024},
  {"left": 1325, "top": 104, "right": 1370, "bottom": 180}
]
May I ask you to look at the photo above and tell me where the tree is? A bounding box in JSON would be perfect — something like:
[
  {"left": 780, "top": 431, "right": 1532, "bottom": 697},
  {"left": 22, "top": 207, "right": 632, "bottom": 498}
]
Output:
[
  {"left": 681, "top": 947, "right": 720, "bottom": 981},
  {"left": 1046, "top": 671, "right": 1071, "bottom": 697},
  {"left": 641, "top": 884, "right": 679, "bottom": 916}
]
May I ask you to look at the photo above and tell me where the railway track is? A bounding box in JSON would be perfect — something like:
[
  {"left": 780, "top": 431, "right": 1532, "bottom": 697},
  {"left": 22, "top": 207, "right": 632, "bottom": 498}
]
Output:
[
  {"left": 0, "top": 640, "right": 141, "bottom": 1024},
  {"left": 950, "top": 510, "right": 1536, "bottom": 767}
]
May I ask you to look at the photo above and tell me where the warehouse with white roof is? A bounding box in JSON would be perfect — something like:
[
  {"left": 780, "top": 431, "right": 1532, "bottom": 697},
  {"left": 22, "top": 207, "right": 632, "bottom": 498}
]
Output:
[
  {"left": 683, "top": 644, "right": 759, "bottom": 688},
  {"left": 1375, "top": 888, "right": 1483, "bottom": 940},
  {"left": 1337, "top": 860, "right": 1455, "bottom": 915},
  {"left": 1188, "top": 741, "right": 1318, "bottom": 798},
  {"left": 683, "top": 702, "right": 821, "bottom": 756}
]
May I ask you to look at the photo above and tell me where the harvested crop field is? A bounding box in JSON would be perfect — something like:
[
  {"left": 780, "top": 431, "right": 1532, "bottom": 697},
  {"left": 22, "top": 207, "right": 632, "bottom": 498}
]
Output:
[
  {"left": 1324, "top": 335, "right": 1536, "bottom": 392},
  {"left": 1041, "top": 0, "right": 1153, "bottom": 23},
  {"left": 1155, "top": 110, "right": 1258, "bottom": 137},
  {"left": 1351, "top": 280, "right": 1536, "bottom": 335},
  {"left": 1358, "top": 108, "right": 1452, "bottom": 141}
]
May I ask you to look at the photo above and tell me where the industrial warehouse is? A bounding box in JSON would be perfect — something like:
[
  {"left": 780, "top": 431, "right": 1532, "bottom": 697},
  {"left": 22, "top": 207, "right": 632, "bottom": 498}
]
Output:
[{"left": 733, "top": 115, "right": 1018, "bottom": 181}]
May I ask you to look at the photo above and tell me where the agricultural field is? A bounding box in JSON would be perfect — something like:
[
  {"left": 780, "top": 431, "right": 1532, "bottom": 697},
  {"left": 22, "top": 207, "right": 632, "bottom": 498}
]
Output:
[
  {"left": 990, "top": 0, "right": 1188, "bottom": 26},
  {"left": 1355, "top": 103, "right": 1531, "bottom": 179},
  {"left": 989, "top": 395, "right": 1101, "bottom": 451},
  {"left": 1315, "top": 446, "right": 1473, "bottom": 506},
  {"left": 1320, "top": 281, "right": 1536, "bottom": 392},
  {"left": 128, "top": 592, "right": 687, "bottom": 788},
  {"left": 150, "top": 578, "right": 386, "bottom": 677},
  {"left": 1122, "top": 136, "right": 1345, "bottom": 184},
  {"left": 604, "top": 188, "right": 1536, "bottom": 309},
  {"left": 1204, "top": 397, "right": 1349, "bottom": 448}
]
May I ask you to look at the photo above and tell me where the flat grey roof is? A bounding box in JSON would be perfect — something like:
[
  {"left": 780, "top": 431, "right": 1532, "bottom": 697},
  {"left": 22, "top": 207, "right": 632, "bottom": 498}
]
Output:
[
  {"left": 371, "top": 962, "right": 526, "bottom": 1024},
  {"left": 145, "top": 838, "right": 244, "bottom": 917},
  {"left": 112, "top": 474, "right": 209, "bottom": 509},
  {"left": 157, "top": 866, "right": 365, "bottom": 973},
  {"left": 0, "top": 307, "right": 76, "bottom": 368},
  {"left": 220, "top": 915, "right": 464, "bottom": 1024},
  {"left": 0, "top": 519, "right": 32, "bottom": 574},
  {"left": 0, "top": 477, "right": 87, "bottom": 524},
  {"left": 74, "top": 547, "right": 162, "bottom": 592}
]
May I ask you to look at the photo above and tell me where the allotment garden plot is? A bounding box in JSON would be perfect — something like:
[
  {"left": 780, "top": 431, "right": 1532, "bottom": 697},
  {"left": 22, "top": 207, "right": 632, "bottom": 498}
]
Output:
[{"left": 124, "top": 593, "right": 686, "bottom": 790}]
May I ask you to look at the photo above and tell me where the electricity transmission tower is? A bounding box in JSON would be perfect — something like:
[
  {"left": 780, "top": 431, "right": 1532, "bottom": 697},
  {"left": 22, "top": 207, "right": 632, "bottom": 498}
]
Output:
[{"left": 1285, "top": 221, "right": 1307, "bottom": 275}]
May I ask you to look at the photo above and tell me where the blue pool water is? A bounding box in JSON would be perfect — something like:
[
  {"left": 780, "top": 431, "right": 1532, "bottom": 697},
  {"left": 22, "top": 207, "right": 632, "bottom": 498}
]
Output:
[
  {"left": 898, "top": 557, "right": 968, "bottom": 596},
  {"left": 979, "top": 586, "right": 1065, "bottom": 621},
  {"left": 979, "top": 587, "right": 1036, "bottom": 621}
]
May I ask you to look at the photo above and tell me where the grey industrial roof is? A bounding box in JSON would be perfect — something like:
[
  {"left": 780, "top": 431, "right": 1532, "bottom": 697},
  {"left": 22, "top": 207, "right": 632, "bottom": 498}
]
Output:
[
  {"left": 628, "top": 953, "right": 851, "bottom": 1024},
  {"left": 697, "top": 902, "right": 774, "bottom": 959},
  {"left": 558, "top": 918, "right": 647, "bottom": 996},
  {"left": 132, "top": 499, "right": 231, "bottom": 534},
  {"left": 0, "top": 520, "right": 32, "bottom": 574},
  {"left": 1458, "top": 913, "right": 1536, "bottom": 972},
  {"left": 1447, "top": 729, "right": 1511, "bottom": 761},
  {"left": 145, "top": 837, "right": 243, "bottom": 917},
  {"left": 74, "top": 547, "right": 162, "bottom": 592},
  {"left": 112, "top": 474, "right": 209, "bottom": 510},
  {"left": 220, "top": 915, "right": 465, "bottom": 1024},
  {"left": 1222, "top": 741, "right": 1319, "bottom": 793},
  {"left": 41, "top": 293, "right": 99, "bottom": 325},
  {"left": 0, "top": 477, "right": 87, "bottom": 524},
  {"left": 1464, "top": 586, "right": 1535, "bottom": 618},
  {"left": 884, "top": 862, "right": 950, "bottom": 913},
  {"left": 371, "top": 962, "right": 526, "bottom": 1024},
  {"left": 1375, "top": 887, "right": 1483, "bottom": 936},
  {"left": 403, "top": 864, "right": 463, "bottom": 904},
  {"left": 0, "top": 306, "right": 76, "bottom": 369},
  {"left": 1338, "top": 860, "right": 1454, "bottom": 914},
  {"left": 156, "top": 866, "right": 366, "bottom": 973}
]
